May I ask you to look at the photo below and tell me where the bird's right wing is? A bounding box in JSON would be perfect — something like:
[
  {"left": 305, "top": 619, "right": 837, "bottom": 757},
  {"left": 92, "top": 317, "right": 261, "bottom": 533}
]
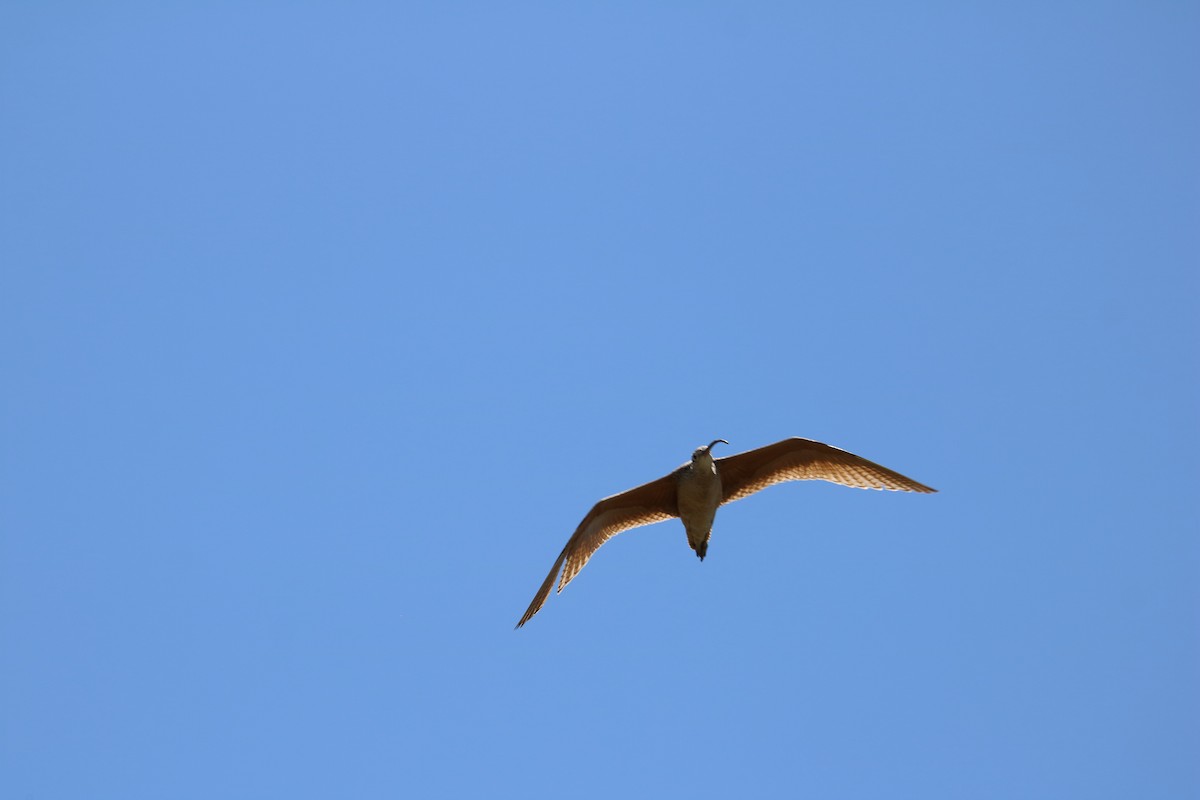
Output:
[
  {"left": 516, "top": 471, "right": 680, "bottom": 628},
  {"left": 716, "top": 438, "right": 936, "bottom": 504}
]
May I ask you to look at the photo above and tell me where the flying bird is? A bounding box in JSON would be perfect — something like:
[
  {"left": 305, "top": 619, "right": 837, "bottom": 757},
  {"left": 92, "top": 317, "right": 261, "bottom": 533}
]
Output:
[{"left": 516, "top": 437, "right": 935, "bottom": 628}]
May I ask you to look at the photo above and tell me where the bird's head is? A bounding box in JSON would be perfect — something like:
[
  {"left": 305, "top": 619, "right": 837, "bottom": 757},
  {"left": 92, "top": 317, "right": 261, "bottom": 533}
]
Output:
[{"left": 692, "top": 439, "right": 729, "bottom": 461}]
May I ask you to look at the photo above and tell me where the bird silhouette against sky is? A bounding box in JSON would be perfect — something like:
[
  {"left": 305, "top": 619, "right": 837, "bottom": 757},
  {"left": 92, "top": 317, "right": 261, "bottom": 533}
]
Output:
[{"left": 517, "top": 437, "right": 936, "bottom": 627}]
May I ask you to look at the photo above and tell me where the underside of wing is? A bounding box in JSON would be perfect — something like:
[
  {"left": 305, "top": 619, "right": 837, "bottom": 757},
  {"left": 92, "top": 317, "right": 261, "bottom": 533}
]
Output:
[
  {"left": 716, "top": 438, "right": 936, "bottom": 505},
  {"left": 515, "top": 471, "right": 680, "bottom": 628}
]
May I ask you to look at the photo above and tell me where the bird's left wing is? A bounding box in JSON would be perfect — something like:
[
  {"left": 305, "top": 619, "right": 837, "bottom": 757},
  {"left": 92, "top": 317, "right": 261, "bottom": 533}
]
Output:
[
  {"left": 716, "top": 437, "right": 936, "bottom": 504},
  {"left": 516, "top": 471, "right": 680, "bottom": 628}
]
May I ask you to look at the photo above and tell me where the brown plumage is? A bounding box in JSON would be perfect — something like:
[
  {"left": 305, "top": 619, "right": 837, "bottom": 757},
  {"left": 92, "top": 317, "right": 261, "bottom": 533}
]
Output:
[{"left": 515, "top": 437, "right": 936, "bottom": 628}]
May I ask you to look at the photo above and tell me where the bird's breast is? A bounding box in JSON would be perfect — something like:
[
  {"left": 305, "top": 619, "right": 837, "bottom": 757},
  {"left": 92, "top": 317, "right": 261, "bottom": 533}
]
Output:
[{"left": 676, "top": 464, "right": 723, "bottom": 532}]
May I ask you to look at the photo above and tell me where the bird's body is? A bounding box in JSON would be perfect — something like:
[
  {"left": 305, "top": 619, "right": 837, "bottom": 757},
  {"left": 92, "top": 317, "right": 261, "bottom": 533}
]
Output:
[
  {"left": 516, "top": 437, "right": 936, "bottom": 628},
  {"left": 676, "top": 445, "right": 723, "bottom": 560}
]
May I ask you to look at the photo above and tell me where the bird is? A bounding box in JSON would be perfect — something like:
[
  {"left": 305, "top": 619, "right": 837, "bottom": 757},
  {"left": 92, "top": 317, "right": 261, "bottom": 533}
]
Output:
[{"left": 516, "top": 437, "right": 936, "bottom": 628}]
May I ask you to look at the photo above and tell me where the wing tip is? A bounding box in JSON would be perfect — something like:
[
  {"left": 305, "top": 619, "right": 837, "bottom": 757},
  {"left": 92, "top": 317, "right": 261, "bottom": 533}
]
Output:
[
  {"left": 515, "top": 603, "right": 538, "bottom": 629},
  {"left": 891, "top": 483, "right": 937, "bottom": 493}
]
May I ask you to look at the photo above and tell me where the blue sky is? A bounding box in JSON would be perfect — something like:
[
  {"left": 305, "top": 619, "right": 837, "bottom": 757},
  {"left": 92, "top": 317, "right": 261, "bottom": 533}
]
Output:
[{"left": 2, "top": 3, "right": 1197, "bottom": 798}]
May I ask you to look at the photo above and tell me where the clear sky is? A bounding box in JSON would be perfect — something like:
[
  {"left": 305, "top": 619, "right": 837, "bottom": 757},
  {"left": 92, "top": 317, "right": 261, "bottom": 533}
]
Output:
[{"left": 2, "top": 3, "right": 1197, "bottom": 798}]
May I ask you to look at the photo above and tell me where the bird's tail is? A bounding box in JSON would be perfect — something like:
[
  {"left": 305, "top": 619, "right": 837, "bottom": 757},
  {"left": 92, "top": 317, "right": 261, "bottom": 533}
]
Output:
[{"left": 686, "top": 525, "right": 711, "bottom": 561}]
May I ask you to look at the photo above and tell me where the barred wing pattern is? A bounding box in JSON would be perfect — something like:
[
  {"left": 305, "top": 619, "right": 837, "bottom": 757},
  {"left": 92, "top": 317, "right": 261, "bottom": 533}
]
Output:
[
  {"left": 515, "top": 472, "right": 680, "bottom": 628},
  {"left": 717, "top": 438, "right": 936, "bottom": 503}
]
